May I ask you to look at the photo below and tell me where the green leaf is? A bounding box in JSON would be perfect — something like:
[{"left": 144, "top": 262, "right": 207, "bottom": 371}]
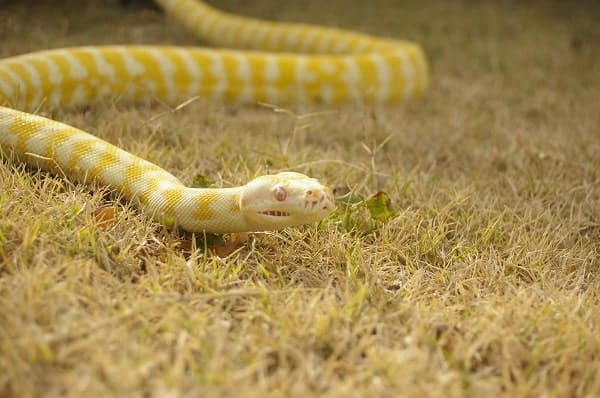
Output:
[
  {"left": 364, "top": 191, "right": 395, "bottom": 222},
  {"left": 191, "top": 174, "right": 212, "bottom": 188}
]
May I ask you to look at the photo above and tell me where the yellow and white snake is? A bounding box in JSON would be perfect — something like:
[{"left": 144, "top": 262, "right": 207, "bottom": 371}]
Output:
[{"left": 0, "top": 0, "right": 428, "bottom": 233}]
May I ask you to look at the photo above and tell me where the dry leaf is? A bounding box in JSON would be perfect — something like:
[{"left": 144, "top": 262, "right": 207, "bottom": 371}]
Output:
[{"left": 93, "top": 207, "right": 115, "bottom": 229}]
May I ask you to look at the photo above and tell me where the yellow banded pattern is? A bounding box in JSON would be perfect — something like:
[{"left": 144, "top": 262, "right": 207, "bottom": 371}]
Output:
[{"left": 0, "top": 0, "right": 427, "bottom": 233}]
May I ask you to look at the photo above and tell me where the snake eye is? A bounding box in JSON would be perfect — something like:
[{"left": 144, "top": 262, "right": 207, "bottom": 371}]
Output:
[{"left": 274, "top": 185, "right": 287, "bottom": 202}]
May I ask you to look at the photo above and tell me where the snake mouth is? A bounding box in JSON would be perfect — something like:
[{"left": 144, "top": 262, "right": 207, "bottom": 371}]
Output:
[{"left": 259, "top": 210, "right": 291, "bottom": 217}]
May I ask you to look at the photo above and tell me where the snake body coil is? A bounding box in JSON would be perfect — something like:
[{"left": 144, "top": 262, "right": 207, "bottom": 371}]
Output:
[{"left": 0, "top": 0, "right": 428, "bottom": 233}]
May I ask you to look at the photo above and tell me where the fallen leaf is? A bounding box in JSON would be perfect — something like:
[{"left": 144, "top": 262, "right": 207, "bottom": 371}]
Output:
[
  {"left": 210, "top": 233, "right": 250, "bottom": 257},
  {"left": 93, "top": 207, "right": 115, "bottom": 229},
  {"left": 365, "top": 191, "right": 395, "bottom": 222}
]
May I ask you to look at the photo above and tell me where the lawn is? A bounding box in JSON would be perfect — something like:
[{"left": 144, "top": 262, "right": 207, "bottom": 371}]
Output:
[{"left": 1, "top": 0, "right": 599, "bottom": 396}]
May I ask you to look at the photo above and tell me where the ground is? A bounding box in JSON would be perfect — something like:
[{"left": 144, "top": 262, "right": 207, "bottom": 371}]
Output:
[{"left": 1, "top": 0, "right": 599, "bottom": 396}]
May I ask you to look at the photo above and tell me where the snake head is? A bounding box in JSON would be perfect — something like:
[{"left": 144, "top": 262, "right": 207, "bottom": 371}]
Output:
[{"left": 240, "top": 171, "right": 335, "bottom": 231}]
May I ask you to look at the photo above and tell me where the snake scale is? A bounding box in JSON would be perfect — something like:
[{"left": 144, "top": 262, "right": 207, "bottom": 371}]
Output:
[{"left": 0, "top": 0, "right": 428, "bottom": 233}]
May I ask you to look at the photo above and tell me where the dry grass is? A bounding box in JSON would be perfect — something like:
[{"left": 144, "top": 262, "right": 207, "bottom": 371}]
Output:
[{"left": 1, "top": 0, "right": 599, "bottom": 396}]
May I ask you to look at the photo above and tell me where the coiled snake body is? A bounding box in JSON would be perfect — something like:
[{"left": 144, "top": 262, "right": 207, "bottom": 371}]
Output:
[{"left": 0, "top": 0, "right": 428, "bottom": 233}]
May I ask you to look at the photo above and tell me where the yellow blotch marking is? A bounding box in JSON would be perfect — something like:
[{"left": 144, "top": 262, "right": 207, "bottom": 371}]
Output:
[
  {"left": 43, "top": 51, "right": 94, "bottom": 105},
  {"left": 88, "top": 146, "right": 119, "bottom": 179},
  {"left": 48, "top": 127, "right": 78, "bottom": 149},
  {"left": 245, "top": 53, "right": 288, "bottom": 102},
  {"left": 300, "top": 55, "right": 351, "bottom": 104},
  {"left": 18, "top": 57, "right": 58, "bottom": 105},
  {"left": 65, "top": 50, "right": 104, "bottom": 104},
  {"left": 182, "top": 50, "right": 220, "bottom": 97},
  {"left": 220, "top": 52, "right": 244, "bottom": 101},
  {"left": 119, "top": 162, "right": 146, "bottom": 199},
  {"left": 108, "top": 50, "right": 143, "bottom": 101},
  {"left": 203, "top": 14, "right": 226, "bottom": 38},
  {"left": 67, "top": 139, "right": 96, "bottom": 174},
  {"left": 229, "top": 193, "right": 240, "bottom": 213},
  {"left": 247, "top": 55, "right": 268, "bottom": 85},
  {"left": 381, "top": 52, "right": 405, "bottom": 103},
  {"left": 134, "top": 176, "right": 160, "bottom": 203},
  {"left": 163, "top": 48, "right": 192, "bottom": 95},
  {"left": 9, "top": 118, "right": 50, "bottom": 154},
  {"left": 268, "top": 54, "right": 297, "bottom": 102},
  {"left": 40, "top": 126, "right": 78, "bottom": 167},
  {"left": 161, "top": 187, "right": 185, "bottom": 215},
  {"left": 82, "top": 48, "right": 129, "bottom": 99},
  {"left": 3, "top": 62, "right": 36, "bottom": 107},
  {"left": 6, "top": 116, "right": 82, "bottom": 172},
  {"left": 124, "top": 50, "right": 166, "bottom": 99},
  {"left": 42, "top": 52, "right": 77, "bottom": 105},
  {"left": 123, "top": 162, "right": 144, "bottom": 182},
  {"left": 353, "top": 54, "right": 380, "bottom": 102},
  {"left": 195, "top": 190, "right": 218, "bottom": 221}
]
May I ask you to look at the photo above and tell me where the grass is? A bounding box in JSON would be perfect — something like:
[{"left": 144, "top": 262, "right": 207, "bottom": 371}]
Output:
[{"left": 1, "top": 0, "right": 599, "bottom": 396}]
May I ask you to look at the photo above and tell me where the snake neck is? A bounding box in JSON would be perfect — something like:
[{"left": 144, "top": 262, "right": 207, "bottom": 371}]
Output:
[{"left": 146, "top": 185, "right": 251, "bottom": 234}]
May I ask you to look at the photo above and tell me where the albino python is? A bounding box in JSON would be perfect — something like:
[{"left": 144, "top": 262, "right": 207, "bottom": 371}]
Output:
[{"left": 0, "top": 0, "right": 428, "bottom": 233}]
